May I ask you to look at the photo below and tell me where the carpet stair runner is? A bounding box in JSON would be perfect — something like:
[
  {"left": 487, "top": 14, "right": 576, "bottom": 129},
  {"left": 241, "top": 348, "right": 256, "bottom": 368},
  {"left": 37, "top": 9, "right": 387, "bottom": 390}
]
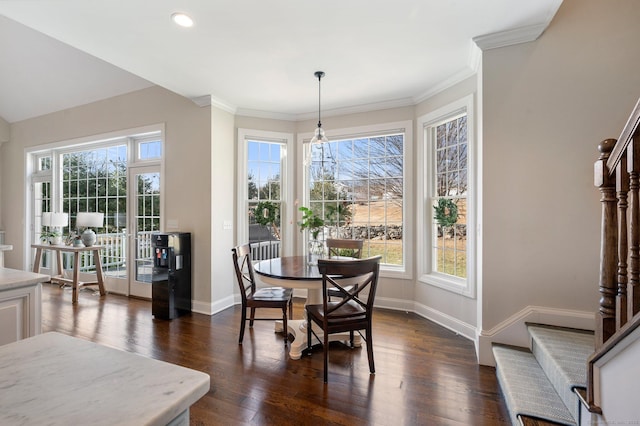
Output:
[{"left": 493, "top": 324, "right": 594, "bottom": 426}]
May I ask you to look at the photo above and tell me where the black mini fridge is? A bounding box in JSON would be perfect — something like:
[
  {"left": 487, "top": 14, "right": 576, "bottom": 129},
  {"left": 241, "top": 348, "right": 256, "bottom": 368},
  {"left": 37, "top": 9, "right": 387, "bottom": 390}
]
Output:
[{"left": 152, "top": 232, "right": 191, "bottom": 320}]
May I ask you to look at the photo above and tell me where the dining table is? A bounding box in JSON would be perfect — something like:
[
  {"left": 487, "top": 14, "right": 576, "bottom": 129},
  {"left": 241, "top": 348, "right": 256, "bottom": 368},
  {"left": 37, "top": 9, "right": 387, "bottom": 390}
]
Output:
[{"left": 253, "top": 255, "right": 361, "bottom": 360}]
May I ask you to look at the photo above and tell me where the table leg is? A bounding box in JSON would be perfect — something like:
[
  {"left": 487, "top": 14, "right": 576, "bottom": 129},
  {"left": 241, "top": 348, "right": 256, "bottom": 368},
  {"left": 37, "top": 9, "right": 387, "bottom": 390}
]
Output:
[
  {"left": 276, "top": 287, "right": 362, "bottom": 360},
  {"left": 56, "top": 250, "right": 63, "bottom": 277},
  {"left": 93, "top": 249, "right": 106, "bottom": 297},
  {"left": 72, "top": 252, "right": 80, "bottom": 304},
  {"left": 32, "top": 248, "right": 43, "bottom": 273}
]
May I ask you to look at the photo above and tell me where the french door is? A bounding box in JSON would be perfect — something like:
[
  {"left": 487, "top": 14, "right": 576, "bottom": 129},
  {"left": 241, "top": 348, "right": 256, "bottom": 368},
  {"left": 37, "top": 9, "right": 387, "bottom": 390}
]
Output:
[{"left": 128, "top": 165, "right": 161, "bottom": 299}]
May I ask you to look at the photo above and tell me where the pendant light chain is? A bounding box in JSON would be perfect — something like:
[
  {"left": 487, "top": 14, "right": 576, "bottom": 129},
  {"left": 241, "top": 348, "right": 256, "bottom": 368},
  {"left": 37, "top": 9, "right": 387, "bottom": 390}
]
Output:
[{"left": 317, "top": 71, "right": 323, "bottom": 129}]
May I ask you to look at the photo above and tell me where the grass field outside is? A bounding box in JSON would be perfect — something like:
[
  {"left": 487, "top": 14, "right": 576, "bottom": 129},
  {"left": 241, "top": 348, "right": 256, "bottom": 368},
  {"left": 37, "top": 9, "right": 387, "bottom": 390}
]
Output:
[{"left": 349, "top": 201, "right": 466, "bottom": 277}]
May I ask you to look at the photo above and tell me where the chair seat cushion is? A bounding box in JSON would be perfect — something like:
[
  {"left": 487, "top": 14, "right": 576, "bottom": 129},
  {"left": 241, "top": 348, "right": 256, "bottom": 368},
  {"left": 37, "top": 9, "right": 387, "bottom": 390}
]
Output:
[
  {"left": 306, "top": 300, "right": 366, "bottom": 323},
  {"left": 250, "top": 287, "right": 292, "bottom": 301}
]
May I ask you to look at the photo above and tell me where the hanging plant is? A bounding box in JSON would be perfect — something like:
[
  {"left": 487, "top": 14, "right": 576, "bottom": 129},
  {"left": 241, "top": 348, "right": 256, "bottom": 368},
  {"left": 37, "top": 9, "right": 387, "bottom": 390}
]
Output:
[
  {"left": 254, "top": 201, "right": 280, "bottom": 239},
  {"left": 433, "top": 198, "right": 458, "bottom": 228}
]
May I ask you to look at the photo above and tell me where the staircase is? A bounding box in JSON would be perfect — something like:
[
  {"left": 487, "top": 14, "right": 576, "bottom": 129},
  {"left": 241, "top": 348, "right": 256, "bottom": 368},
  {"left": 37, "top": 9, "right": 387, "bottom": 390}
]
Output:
[{"left": 493, "top": 324, "right": 594, "bottom": 426}]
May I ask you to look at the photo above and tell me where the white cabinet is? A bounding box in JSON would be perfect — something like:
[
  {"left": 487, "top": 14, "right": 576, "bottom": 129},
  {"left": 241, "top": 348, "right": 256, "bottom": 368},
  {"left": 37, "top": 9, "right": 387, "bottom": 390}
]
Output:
[{"left": 0, "top": 268, "right": 45, "bottom": 346}]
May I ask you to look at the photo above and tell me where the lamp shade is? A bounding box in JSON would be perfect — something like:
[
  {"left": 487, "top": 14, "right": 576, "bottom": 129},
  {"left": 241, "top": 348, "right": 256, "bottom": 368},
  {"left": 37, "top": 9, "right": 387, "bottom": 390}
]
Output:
[
  {"left": 76, "top": 212, "right": 104, "bottom": 228},
  {"left": 42, "top": 212, "right": 52, "bottom": 227},
  {"left": 42, "top": 212, "right": 68, "bottom": 227},
  {"left": 50, "top": 213, "right": 68, "bottom": 227}
]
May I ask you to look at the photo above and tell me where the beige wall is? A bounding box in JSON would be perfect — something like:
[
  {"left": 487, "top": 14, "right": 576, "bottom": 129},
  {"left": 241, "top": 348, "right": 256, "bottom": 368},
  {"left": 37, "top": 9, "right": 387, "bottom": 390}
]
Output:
[
  {"left": 1, "top": 86, "right": 215, "bottom": 307},
  {"left": 209, "top": 107, "right": 236, "bottom": 309},
  {"left": 481, "top": 0, "right": 640, "bottom": 330},
  {"left": 0, "top": 116, "right": 8, "bottom": 227}
]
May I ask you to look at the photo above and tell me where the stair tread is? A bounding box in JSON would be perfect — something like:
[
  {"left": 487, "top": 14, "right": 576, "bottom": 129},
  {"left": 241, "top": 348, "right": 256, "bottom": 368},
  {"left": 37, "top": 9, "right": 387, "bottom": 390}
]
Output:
[
  {"left": 493, "top": 345, "right": 576, "bottom": 426},
  {"left": 527, "top": 324, "right": 593, "bottom": 421}
]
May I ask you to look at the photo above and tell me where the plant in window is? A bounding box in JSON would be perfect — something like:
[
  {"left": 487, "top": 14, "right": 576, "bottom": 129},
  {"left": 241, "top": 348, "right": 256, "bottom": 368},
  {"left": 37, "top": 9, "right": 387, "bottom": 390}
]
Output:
[
  {"left": 298, "top": 206, "right": 325, "bottom": 265},
  {"left": 297, "top": 206, "right": 324, "bottom": 239},
  {"left": 254, "top": 201, "right": 280, "bottom": 240}
]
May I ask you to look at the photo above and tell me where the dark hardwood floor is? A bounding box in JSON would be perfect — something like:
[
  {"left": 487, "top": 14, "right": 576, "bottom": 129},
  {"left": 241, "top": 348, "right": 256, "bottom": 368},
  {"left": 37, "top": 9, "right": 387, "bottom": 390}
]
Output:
[{"left": 41, "top": 283, "right": 510, "bottom": 425}]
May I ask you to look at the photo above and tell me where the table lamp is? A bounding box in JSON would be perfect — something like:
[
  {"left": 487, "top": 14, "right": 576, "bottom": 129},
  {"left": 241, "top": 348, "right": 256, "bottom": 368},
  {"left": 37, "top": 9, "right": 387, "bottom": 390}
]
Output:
[
  {"left": 43, "top": 212, "right": 68, "bottom": 245},
  {"left": 76, "top": 212, "right": 104, "bottom": 247}
]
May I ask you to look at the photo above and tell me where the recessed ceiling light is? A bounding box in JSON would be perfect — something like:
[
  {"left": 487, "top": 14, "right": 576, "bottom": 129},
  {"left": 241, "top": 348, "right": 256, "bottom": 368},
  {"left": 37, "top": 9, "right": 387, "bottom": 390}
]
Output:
[{"left": 171, "top": 12, "right": 194, "bottom": 28}]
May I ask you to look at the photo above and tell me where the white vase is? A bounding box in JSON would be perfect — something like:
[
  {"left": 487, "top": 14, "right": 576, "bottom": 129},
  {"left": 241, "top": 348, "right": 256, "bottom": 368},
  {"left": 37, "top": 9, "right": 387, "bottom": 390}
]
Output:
[{"left": 49, "top": 235, "right": 62, "bottom": 245}]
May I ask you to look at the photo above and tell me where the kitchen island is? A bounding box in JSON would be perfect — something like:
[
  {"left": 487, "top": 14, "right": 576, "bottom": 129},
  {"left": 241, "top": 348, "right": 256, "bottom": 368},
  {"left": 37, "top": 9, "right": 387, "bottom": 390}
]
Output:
[
  {"left": 0, "top": 267, "right": 47, "bottom": 346},
  {"left": 0, "top": 332, "right": 210, "bottom": 425}
]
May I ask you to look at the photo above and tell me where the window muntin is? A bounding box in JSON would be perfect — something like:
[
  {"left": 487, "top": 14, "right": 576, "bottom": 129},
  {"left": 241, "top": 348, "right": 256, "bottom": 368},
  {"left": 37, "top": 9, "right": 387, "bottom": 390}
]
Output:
[
  {"left": 432, "top": 115, "right": 467, "bottom": 278},
  {"left": 307, "top": 131, "right": 404, "bottom": 267}
]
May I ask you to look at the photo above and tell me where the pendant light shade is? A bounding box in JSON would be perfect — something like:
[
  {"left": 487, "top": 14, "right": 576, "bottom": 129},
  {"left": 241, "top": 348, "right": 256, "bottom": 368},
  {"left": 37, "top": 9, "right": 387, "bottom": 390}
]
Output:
[{"left": 305, "top": 71, "right": 328, "bottom": 165}]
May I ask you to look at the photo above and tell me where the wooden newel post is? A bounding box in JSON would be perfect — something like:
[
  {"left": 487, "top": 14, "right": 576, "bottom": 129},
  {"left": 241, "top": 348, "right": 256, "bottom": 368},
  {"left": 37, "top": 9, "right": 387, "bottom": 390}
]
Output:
[{"left": 594, "top": 138, "right": 618, "bottom": 348}]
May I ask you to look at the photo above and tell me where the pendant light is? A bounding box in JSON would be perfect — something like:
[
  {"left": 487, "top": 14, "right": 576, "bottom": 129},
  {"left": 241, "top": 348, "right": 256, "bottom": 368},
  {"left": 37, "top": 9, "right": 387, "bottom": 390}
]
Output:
[{"left": 305, "top": 71, "right": 328, "bottom": 166}]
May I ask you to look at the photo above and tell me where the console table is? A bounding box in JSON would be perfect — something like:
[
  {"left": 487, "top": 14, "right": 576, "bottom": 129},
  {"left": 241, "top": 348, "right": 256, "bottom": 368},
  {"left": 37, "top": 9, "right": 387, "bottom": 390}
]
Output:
[
  {"left": 0, "top": 332, "right": 210, "bottom": 425},
  {"left": 31, "top": 244, "right": 106, "bottom": 304}
]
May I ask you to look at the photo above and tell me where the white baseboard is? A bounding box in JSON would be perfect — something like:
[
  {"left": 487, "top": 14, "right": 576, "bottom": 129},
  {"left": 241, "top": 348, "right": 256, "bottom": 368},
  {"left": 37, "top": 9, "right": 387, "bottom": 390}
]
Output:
[
  {"left": 192, "top": 294, "right": 235, "bottom": 316},
  {"left": 375, "top": 296, "right": 477, "bottom": 342},
  {"left": 477, "top": 305, "right": 595, "bottom": 366}
]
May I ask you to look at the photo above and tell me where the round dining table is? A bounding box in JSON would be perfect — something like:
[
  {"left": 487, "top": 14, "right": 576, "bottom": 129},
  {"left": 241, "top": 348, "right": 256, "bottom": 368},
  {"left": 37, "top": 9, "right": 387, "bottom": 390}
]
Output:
[{"left": 253, "top": 255, "right": 361, "bottom": 359}]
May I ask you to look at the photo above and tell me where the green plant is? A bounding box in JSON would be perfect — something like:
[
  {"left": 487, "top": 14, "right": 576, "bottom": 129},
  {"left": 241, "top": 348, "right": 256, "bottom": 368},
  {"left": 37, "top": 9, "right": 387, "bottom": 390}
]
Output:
[
  {"left": 254, "top": 201, "right": 280, "bottom": 239},
  {"left": 433, "top": 198, "right": 458, "bottom": 228},
  {"left": 298, "top": 206, "right": 324, "bottom": 239},
  {"left": 40, "top": 229, "right": 61, "bottom": 242}
]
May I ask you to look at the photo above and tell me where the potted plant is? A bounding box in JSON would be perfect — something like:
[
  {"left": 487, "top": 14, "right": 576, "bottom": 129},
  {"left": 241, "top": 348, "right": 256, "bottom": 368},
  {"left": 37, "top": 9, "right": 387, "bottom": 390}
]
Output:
[
  {"left": 40, "top": 229, "right": 62, "bottom": 245},
  {"left": 298, "top": 206, "right": 325, "bottom": 264}
]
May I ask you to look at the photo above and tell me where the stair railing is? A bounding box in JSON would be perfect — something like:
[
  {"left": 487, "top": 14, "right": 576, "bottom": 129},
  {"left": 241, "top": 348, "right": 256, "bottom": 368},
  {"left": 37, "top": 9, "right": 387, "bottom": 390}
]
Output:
[{"left": 591, "top": 97, "right": 640, "bottom": 408}]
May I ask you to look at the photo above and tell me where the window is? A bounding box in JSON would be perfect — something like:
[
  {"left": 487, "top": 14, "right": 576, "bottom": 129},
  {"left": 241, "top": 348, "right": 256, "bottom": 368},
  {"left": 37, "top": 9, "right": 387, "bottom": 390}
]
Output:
[
  {"left": 237, "top": 129, "right": 294, "bottom": 260},
  {"left": 38, "top": 156, "right": 52, "bottom": 171},
  {"left": 62, "top": 145, "right": 128, "bottom": 275},
  {"left": 138, "top": 139, "right": 162, "bottom": 160},
  {"left": 418, "top": 95, "right": 475, "bottom": 297},
  {"left": 303, "top": 121, "right": 412, "bottom": 273},
  {"left": 432, "top": 115, "right": 467, "bottom": 278}
]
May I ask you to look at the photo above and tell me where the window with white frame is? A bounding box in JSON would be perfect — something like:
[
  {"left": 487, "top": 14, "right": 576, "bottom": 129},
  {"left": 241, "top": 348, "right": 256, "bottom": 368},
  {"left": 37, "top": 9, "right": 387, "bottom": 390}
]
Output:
[
  {"left": 237, "top": 129, "right": 293, "bottom": 261},
  {"left": 28, "top": 129, "right": 163, "bottom": 278},
  {"left": 305, "top": 121, "right": 411, "bottom": 271},
  {"left": 418, "top": 95, "right": 475, "bottom": 296}
]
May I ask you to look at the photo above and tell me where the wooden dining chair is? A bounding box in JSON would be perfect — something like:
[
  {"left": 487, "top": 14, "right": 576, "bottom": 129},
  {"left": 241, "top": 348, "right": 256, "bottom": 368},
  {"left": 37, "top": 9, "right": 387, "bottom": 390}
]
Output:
[
  {"left": 232, "top": 244, "right": 293, "bottom": 345},
  {"left": 325, "top": 238, "right": 364, "bottom": 300},
  {"left": 306, "top": 255, "right": 382, "bottom": 383}
]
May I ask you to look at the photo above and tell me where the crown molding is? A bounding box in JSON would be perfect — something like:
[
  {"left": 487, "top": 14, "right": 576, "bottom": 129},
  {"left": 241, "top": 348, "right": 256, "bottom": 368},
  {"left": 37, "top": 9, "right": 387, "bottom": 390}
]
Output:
[
  {"left": 236, "top": 97, "right": 416, "bottom": 122},
  {"left": 190, "top": 94, "right": 237, "bottom": 114},
  {"left": 473, "top": 23, "right": 548, "bottom": 50}
]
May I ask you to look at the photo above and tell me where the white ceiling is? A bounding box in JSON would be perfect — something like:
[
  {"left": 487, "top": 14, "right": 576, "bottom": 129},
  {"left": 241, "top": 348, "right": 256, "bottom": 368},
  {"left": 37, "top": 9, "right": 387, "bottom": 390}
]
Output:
[{"left": 0, "top": 0, "right": 563, "bottom": 124}]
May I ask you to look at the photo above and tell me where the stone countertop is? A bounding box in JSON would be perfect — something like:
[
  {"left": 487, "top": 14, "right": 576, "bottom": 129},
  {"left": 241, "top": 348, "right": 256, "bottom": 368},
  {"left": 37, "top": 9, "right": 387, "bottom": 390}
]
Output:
[
  {"left": 0, "top": 332, "right": 210, "bottom": 425},
  {"left": 0, "top": 267, "right": 48, "bottom": 291}
]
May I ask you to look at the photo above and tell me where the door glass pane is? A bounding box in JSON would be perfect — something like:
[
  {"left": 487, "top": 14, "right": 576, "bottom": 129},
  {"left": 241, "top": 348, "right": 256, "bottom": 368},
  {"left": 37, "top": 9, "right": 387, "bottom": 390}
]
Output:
[{"left": 135, "top": 172, "right": 160, "bottom": 283}]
